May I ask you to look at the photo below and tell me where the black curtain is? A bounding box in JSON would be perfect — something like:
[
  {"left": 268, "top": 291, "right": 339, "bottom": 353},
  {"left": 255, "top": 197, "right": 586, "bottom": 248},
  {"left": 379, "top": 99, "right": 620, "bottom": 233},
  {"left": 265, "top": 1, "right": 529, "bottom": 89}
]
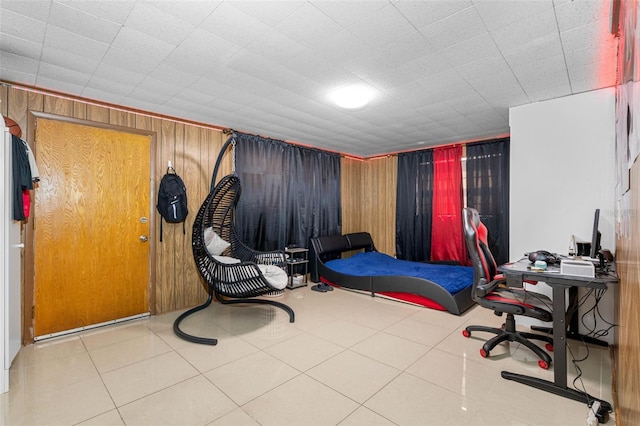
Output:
[
  {"left": 396, "top": 149, "right": 434, "bottom": 261},
  {"left": 466, "top": 138, "right": 510, "bottom": 265},
  {"left": 235, "top": 132, "right": 341, "bottom": 251},
  {"left": 287, "top": 146, "right": 342, "bottom": 249}
]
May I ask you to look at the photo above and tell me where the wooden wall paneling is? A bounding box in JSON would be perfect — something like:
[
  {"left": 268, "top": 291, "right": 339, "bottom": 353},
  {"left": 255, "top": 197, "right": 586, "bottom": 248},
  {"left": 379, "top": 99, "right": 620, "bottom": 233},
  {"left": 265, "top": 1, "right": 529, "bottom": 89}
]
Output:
[
  {"left": 341, "top": 157, "right": 364, "bottom": 235},
  {"left": 135, "top": 115, "right": 154, "bottom": 132},
  {"left": 7, "top": 88, "right": 28, "bottom": 137},
  {"left": 615, "top": 161, "right": 640, "bottom": 426},
  {"left": 72, "top": 101, "right": 86, "bottom": 120},
  {"left": 110, "top": 110, "right": 136, "bottom": 128},
  {"left": 157, "top": 119, "right": 177, "bottom": 313},
  {"left": 172, "top": 122, "right": 187, "bottom": 309},
  {"left": 182, "top": 125, "right": 207, "bottom": 307},
  {"left": 85, "top": 104, "right": 110, "bottom": 123},
  {"left": 0, "top": 84, "right": 7, "bottom": 116},
  {"left": 43, "top": 95, "right": 73, "bottom": 117},
  {"left": 149, "top": 116, "right": 163, "bottom": 314},
  {"left": 363, "top": 156, "right": 396, "bottom": 255}
]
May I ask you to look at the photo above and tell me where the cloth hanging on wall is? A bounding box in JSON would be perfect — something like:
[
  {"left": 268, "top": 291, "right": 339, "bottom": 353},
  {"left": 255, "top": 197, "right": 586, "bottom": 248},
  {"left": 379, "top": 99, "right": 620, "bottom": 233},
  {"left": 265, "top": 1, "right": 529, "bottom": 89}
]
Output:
[
  {"left": 466, "top": 138, "right": 510, "bottom": 265},
  {"left": 234, "top": 132, "right": 341, "bottom": 252},
  {"left": 431, "top": 145, "right": 465, "bottom": 263},
  {"left": 396, "top": 150, "right": 434, "bottom": 261}
]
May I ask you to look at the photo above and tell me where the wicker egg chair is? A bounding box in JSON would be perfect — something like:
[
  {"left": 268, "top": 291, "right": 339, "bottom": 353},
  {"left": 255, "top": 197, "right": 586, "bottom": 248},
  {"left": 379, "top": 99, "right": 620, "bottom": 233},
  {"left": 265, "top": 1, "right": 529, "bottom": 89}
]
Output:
[{"left": 173, "top": 135, "right": 294, "bottom": 345}]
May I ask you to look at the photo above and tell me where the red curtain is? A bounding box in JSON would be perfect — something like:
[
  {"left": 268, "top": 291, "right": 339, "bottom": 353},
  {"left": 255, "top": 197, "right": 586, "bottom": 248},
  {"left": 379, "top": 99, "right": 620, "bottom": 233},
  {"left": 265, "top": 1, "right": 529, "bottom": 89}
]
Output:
[{"left": 431, "top": 145, "right": 465, "bottom": 263}]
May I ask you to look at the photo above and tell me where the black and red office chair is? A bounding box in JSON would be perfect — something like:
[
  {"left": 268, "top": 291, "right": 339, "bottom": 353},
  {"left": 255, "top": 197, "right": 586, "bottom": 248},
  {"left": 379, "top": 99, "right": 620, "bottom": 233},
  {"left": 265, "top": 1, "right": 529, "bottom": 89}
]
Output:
[{"left": 462, "top": 207, "right": 554, "bottom": 369}]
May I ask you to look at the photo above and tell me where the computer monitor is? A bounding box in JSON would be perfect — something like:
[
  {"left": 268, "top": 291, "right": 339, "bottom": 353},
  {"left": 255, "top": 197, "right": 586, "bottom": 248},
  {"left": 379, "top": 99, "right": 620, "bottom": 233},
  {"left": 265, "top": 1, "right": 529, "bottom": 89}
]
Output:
[{"left": 589, "top": 208, "right": 601, "bottom": 259}]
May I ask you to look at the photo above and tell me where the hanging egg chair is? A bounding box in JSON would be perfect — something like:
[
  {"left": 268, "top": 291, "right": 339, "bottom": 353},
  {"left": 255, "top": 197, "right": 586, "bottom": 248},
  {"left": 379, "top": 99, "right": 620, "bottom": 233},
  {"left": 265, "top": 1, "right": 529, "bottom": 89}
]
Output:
[{"left": 173, "top": 133, "right": 294, "bottom": 345}]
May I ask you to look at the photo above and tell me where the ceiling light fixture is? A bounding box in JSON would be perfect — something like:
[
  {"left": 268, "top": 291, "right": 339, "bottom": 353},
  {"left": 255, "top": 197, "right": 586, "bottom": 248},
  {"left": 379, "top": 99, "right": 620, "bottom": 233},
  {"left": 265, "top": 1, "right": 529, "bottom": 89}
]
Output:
[{"left": 330, "top": 84, "right": 375, "bottom": 109}]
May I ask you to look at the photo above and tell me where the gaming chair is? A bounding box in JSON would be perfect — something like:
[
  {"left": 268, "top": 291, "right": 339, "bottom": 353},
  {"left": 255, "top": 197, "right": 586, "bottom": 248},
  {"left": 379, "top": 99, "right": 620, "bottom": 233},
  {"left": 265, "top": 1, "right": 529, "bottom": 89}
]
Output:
[{"left": 462, "top": 207, "right": 554, "bottom": 369}]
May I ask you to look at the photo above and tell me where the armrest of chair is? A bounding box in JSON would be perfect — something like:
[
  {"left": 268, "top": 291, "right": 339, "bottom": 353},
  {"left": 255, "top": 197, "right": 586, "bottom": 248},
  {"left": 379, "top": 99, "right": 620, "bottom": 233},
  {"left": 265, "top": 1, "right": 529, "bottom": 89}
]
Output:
[{"left": 475, "top": 276, "right": 505, "bottom": 298}]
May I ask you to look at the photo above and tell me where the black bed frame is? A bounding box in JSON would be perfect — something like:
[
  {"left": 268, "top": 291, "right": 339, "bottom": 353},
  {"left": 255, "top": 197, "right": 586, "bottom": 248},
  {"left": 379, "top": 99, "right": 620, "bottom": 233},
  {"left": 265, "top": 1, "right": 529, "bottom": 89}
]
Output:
[{"left": 309, "top": 232, "right": 475, "bottom": 315}]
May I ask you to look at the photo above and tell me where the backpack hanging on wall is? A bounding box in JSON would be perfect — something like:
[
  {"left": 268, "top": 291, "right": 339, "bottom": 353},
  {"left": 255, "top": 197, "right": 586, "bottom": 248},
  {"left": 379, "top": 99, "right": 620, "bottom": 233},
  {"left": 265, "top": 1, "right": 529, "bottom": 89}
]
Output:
[{"left": 156, "top": 166, "right": 188, "bottom": 242}]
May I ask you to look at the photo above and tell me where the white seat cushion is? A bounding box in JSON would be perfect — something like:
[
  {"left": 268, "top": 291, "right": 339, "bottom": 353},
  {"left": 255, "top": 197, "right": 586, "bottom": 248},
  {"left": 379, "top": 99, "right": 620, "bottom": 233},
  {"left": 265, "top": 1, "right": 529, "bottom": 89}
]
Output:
[
  {"left": 204, "top": 227, "right": 230, "bottom": 255},
  {"left": 213, "top": 255, "right": 241, "bottom": 264},
  {"left": 257, "top": 264, "right": 288, "bottom": 290}
]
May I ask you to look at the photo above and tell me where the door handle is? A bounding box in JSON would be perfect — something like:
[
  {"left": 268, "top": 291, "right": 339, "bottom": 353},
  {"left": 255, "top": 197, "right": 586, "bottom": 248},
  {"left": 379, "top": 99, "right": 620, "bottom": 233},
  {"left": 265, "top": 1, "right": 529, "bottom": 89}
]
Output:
[{"left": 139, "top": 235, "right": 149, "bottom": 242}]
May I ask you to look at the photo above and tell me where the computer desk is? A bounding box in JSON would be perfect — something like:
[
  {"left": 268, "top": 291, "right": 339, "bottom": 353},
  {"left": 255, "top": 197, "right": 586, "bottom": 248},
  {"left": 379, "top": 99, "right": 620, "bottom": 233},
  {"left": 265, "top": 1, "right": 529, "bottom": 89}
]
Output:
[{"left": 497, "top": 258, "right": 618, "bottom": 411}]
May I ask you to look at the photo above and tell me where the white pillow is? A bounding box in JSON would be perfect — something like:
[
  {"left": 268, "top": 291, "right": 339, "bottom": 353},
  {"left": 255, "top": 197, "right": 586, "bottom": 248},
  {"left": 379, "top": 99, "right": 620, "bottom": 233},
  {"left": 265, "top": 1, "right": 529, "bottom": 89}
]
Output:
[
  {"left": 257, "top": 264, "right": 288, "bottom": 290},
  {"left": 204, "top": 227, "right": 230, "bottom": 256},
  {"left": 213, "top": 255, "right": 241, "bottom": 264}
]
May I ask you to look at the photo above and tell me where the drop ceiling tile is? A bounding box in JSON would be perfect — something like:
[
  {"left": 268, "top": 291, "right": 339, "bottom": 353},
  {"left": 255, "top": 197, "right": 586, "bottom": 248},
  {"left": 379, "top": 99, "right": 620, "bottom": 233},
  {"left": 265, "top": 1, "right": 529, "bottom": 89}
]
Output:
[
  {"left": 163, "top": 28, "right": 241, "bottom": 75},
  {"left": 419, "top": 6, "right": 487, "bottom": 50},
  {"left": 501, "top": 34, "right": 563, "bottom": 68},
  {"left": 560, "top": 19, "right": 614, "bottom": 52},
  {"left": 308, "top": 29, "right": 375, "bottom": 64},
  {"left": 312, "top": 0, "right": 388, "bottom": 27},
  {"left": 111, "top": 26, "right": 175, "bottom": 59},
  {"left": 101, "top": 46, "right": 162, "bottom": 75},
  {"left": 147, "top": 0, "right": 222, "bottom": 26},
  {"left": 0, "top": 8, "right": 47, "bottom": 43},
  {"left": 37, "top": 61, "right": 92, "bottom": 87},
  {"left": 81, "top": 86, "right": 126, "bottom": 105},
  {"left": 464, "top": 109, "right": 508, "bottom": 129},
  {"left": 526, "top": 81, "right": 572, "bottom": 103},
  {"left": 440, "top": 33, "right": 500, "bottom": 67},
  {"left": 472, "top": 0, "right": 553, "bottom": 31},
  {"left": 445, "top": 93, "right": 492, "bottom": 115},
  {"left": 127, "top": 83, "right": 175, "bottom": 105},
  {"left": 40, "top": 46, "right": 99, "bottom": 75},
  {"left": 490, "top": 7, "right": 558, "bottom": 53},
  {"left": 369, "top": 52, "right": 452, "bottom": 92},
  {"left": 230, "top": 1, "right": 304, "bottom": 26},
  {"left": 92, "top": 62, "right": 146, "bottom": 87},
  {"left": 1, "top": 0, "right": 51, "bottom": 22},
  {"left": 200, "top": 2, "right": 273, "bottom": 47},
  {"left": 244, "top": 28, "right": 307, "bottom": 63},
  {"left": 275, "top": 2, "right": 344, "bottom": 47},
  {"left": 58, "top": 0, "right": 135, "bottom": 25},
  {"left": 0, "top": 68, "right": 36, "bottom": 85},
  {"left": 35, "top": 75, "right": 84, "bottom": 95},
  {"left": 0, "top": 51, "right": 40, "bottom": 74},
  {"left": 417, "top": 71, "right": 475, "bottom": 100},
  {"left": 148, "top": 64, "right": 200, "bottom": 89},
  {"left": 554, "top": 0, "right": 609, "bottom": 32},
  {"left": 348, "top": 4, "right": 423, "bottom": 49},
  {"left": 190, "top": 77, "right": 236, "bottom": 101},
  {"left": 394, "top": 1, "right": 473, "bottom": 30},
  {"left": 454, "top": 54, "right": 513, "bottom": 84},
  {"left": 86, "top": 74, "right": 134, "bottom": 98},
  {"left": 565, "top": 45, "right": 618, "bottom": 89},
  {"left": 123, "top": 2, "right": 195, "bottom": 45},
  {"left": 0, "top": 33, "right": 42, "bottom": 60},
  {"left": 48, "top": 1, "right": 121, "bottom": 44},
  {"left": 43, "top": 25, "right": 109, "bottom": 61},
  {"left": 511, "top": 54, "right": 570, "bottom": 93}
]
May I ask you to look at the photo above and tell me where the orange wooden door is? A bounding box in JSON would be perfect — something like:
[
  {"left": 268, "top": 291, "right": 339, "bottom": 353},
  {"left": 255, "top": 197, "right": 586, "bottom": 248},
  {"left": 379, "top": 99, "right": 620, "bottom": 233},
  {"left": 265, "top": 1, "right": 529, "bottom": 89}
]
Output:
[{"left": 33, "top": 118, "right": 151, "bottom": 338}]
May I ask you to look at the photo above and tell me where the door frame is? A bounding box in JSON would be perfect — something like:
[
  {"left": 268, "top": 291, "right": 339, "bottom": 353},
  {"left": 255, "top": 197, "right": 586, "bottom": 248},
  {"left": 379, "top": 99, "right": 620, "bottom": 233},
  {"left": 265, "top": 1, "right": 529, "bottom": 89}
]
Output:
[{"left": 23, "top": 111, "right": 157, "bottom": 344}]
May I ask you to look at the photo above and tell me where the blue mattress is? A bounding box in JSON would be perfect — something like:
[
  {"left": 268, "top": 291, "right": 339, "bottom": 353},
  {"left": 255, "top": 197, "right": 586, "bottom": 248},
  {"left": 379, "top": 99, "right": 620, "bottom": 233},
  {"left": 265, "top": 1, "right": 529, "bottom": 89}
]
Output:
[{"left": 325, "top": 252, "right": 473, "bottom": 294}]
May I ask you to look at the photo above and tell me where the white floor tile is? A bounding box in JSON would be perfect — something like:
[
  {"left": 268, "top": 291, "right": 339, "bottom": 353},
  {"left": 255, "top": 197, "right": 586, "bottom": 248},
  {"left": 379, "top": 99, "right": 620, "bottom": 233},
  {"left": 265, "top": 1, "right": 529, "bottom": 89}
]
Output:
[{"left": 4, "top": 287, "right": 616, "bottom": 426}]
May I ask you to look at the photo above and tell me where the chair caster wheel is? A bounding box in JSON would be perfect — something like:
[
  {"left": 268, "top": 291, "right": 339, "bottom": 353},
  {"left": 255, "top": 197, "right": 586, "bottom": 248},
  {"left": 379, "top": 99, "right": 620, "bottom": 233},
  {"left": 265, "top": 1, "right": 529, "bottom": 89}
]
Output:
[
  {"left": 545, "top": 343, "right": 553, "bottom": 352},
  {"left": 462, "top": 329, "right": 470, "bottom": 338},
  {"left": 480, "top": 348, "right": 489, "bottom": 358},
  {"left": 538, "top": 360, "right": 550, "bottom": 370}
]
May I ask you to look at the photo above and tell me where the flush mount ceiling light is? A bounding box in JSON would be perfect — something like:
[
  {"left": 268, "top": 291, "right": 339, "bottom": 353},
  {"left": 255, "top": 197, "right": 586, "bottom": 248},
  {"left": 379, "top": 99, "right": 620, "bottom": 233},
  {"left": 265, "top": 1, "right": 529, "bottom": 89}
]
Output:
[{"left": 330, "top": 85, "right": 376, "bottom": 109}]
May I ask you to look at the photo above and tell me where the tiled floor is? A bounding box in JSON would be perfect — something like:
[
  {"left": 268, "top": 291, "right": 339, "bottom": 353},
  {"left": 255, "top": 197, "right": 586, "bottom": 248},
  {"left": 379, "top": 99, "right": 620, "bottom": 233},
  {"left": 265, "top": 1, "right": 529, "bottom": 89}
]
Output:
[{"left": 1, "top": 285, "right": 614, "bottom": 425}]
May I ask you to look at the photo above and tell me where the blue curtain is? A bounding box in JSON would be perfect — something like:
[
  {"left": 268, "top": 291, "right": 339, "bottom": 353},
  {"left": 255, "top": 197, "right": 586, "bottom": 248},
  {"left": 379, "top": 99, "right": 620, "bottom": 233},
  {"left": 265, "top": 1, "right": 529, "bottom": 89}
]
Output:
[
  {"left": 234, "top": 132, "right": 341, "bottom": 251},
  {"left": 465, "top": 138, "right": 510, "bottom": 265},
  {"left": 396, "top": 149, "right": 434, "bottom": 261}
]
